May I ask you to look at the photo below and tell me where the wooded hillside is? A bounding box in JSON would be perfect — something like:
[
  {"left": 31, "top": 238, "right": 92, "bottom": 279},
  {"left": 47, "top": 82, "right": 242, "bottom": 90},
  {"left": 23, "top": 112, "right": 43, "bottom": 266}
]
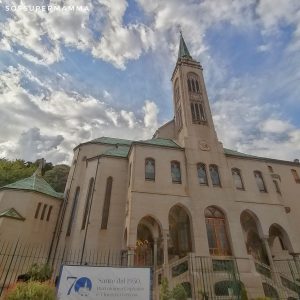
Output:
[{"left": 0, "top": 158, "right": 70, "bottom": 193}]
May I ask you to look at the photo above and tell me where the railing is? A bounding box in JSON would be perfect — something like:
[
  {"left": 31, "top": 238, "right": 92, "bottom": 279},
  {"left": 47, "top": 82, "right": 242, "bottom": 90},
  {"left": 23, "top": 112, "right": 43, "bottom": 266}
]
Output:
[
  {"left": 254, "top": 258, "right": 300, "bottom": 299},
  {"left": 0, "top": 241, "right": 151, "bottom": 298},
  {"left": 190, "top": 256, "right": 241, "bottom": 300},
  {"left": 3, "top": 240, "right": 299, "bottom": 300}
]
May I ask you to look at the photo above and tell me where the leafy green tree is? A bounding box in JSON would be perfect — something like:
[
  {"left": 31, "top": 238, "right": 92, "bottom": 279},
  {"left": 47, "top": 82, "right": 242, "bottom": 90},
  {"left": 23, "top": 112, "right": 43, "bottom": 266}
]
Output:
[
  {"left": 0, "top": 159, "right": 37, "bottom": 187},
  {"left": 43, "top": 164, "right": 70, "bottom": 193}
]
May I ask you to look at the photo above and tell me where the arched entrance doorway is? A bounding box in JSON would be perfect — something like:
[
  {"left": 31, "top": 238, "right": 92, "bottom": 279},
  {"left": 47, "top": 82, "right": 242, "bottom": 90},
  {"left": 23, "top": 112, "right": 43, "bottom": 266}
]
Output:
[
  {"left": 269, "top": 223, "right": 293, "bottom": 258},
  {"left": 240, "top": 210, "right": 269, "bottom": 265},
  {"left": 136, "top": 216, "right": 163, "bottom": 267},
  {"left": 168, "top": 205, "right": 192, "bottom": 260}
]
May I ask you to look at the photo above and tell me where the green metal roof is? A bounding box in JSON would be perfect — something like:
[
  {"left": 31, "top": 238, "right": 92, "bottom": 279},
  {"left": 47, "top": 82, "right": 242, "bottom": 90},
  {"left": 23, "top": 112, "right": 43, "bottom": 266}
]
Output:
[
  {"left": 1, "top": 174, "right": 63, "bottom": 199},
  {"left": 224, "top": 148, "right": 299, "bottom": 165},
  {"left": 0, "top": 208, "right": 25, "bottom": 221},
  {"left": 178, "top": 32, "right": 192, "bottom": 60},
  {"left": 86, "top": 137, "right": 181, "bottom": 159},
  {"left": 139, "top": 138, "right": 181, "bottom": 148},
  {"left": 103, "top": 146, "right": 130, "bottom": 158},
  {"left": 90, "top": 137, "right": 133, "bottom": 146},
  {"left": 224, "top": 148, "right": 259, "bottom": 159}
]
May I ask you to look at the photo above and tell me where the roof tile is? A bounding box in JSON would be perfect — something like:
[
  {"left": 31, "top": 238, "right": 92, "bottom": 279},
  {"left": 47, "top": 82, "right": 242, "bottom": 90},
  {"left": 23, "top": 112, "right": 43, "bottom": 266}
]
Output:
[{"left": 1, "top": 174, "right": 63, "bottom": 199}]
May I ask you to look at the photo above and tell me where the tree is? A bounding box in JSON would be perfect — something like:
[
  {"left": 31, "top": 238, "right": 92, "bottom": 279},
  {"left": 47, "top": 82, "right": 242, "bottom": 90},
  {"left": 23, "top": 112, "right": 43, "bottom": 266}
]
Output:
[
  {"left": 43, "top": 164, "right": 70, "bottom": 193},
  {"left": 0, "top": 159, "right": 37, "bottom": 187}
]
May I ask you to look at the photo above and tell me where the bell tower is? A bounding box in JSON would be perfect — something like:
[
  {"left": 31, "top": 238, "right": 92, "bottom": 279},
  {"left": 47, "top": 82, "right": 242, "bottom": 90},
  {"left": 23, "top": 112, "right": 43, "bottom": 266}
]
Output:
[{"left": 171, "top": 33, "right": 220, "bottom": 149}]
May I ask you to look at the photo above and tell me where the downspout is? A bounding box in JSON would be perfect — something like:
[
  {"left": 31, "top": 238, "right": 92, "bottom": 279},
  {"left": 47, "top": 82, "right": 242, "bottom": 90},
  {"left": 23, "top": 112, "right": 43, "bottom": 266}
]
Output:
[
  {"left": 80, "top": 156, "right": 100, "bottom": 264},
  {"left": 48, "top": 148, "right": 81, "bottom": 263}
]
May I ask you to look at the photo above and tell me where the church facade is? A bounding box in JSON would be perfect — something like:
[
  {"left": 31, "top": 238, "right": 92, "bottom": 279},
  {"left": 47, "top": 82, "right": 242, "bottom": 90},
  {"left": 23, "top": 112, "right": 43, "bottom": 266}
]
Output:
[
  {"left": 2, "top": 35, "right": 300, "bottom": 299},
  {"left": 51, "top": 35, "right": 300, "bottom": 299}
]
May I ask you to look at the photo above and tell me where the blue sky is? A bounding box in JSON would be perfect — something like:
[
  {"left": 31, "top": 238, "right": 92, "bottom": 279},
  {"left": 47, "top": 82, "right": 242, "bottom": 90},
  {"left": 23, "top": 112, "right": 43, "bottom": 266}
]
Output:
[{"left": 0, "top": 0, "right": 300, "bottom": 163}]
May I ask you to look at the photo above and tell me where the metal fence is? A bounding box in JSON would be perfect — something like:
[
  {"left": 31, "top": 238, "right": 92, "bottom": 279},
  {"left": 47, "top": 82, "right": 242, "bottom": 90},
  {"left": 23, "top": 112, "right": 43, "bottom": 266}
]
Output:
[
  {"left": 1, "top": 240, "right": 299, "bottom": 299},
  {"left": 153, "top": 255, "right": 242, "bottom": 300},
  {"left": 190, "top": 256, "right": 242, "bottom": 299},
  {"left": 255, "top": 258, "right": 300, "bottom": 299},
  {"left": 0, "top": 241, "right": 145, "bottom": 298}
]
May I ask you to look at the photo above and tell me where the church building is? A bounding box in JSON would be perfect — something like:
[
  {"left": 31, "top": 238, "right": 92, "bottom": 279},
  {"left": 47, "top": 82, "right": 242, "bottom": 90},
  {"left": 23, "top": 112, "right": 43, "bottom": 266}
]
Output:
[
  {"left": 51, "top": 34, "right": 300, "bottom": 299},
  {"left": 2, "top": 34, "right": 300, "bottom": 299}
]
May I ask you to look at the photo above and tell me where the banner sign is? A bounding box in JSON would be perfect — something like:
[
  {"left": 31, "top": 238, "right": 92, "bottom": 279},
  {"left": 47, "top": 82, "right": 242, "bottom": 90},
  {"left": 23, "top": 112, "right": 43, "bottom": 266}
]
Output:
[{"left": 57, "top": 265, "right": 151, "bottom": 300}]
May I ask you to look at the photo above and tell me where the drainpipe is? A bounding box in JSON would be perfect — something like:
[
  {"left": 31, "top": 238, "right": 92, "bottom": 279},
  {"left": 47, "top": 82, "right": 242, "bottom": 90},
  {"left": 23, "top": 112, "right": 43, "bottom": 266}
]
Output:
[{"left": 80, "top": 157, "right": 100, "bottom": 264}]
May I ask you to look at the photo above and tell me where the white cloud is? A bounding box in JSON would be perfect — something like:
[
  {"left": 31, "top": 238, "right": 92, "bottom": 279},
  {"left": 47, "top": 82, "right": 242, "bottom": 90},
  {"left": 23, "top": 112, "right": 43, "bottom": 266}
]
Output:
[
  {"left": 260, "top": 119, "right": 293, "bottom": 134},
  {"left": 211, "top": 76, "right": 300, "bottom": 161},
  {"left": 257, "top": 43, "right": 271, "bottom": 52},
  {"left": 256, "top": 0, "right": 300, "bottom": 33},
  {"left": 1, "top": 0, "right": 300, "bottom": 164},
  {"left": 143, "top": 100, "right": 159, "bottom": 130},
  {"left": 0, "top": 66, "right": 158, "bottom": 163},
  {"left": 17, "top": 127, "right": 64, "bottom": 162},
  {"left": 0, "top": 0, "right": 155, "bottom": 68}
]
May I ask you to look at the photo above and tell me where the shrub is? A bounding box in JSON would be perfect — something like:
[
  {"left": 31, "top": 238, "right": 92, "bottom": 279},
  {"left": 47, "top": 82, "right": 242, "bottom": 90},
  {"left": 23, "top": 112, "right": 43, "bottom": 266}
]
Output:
[
  {"left": 171, "top": 283, "right": 187, "bottom": 300},
  {"left": 4, "top": 281, "right": 56, "bottom": 300},
  {"left": 160, "top": 278, "right": 171, "bottom": 300},
  {"left": 159, "top": 278, "right": 188, "bottom": 300},
  {"left": 27, "top": 263, "right": 53, "bottom": 282}
]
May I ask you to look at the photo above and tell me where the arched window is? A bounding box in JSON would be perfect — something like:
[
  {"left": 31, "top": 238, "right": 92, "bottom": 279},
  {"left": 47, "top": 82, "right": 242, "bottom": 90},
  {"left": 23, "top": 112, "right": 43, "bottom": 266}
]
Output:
[
  {"left": 195, "top": 80, "right": 200, "bottom": 93},
  {"left": 101, "top": 176, "right": 113, "bottom": 229},
  {"left": 187, "top": 73, "right": 200, "bottom": 94},
  {"left": 81, "top": 178, "right": 94, "bottom": 230},
  {"left": 176, "top": 106, "right": 183, "bottom": 130},
  {"left": 191, "top": 79, "right": 196, "bottom": 92},
  {"left": 191, "top": 102, "right": 206, "bottom": 123},
  {"left": 187, "top": 79, "right": 192, "bottom": 92},
  {"left": 291, "top": 169, "right": 300, "bottom": 183},
  {"left": 67, "top": 186, "right": 80, "bottom": 236},
  {"left": 171, "top": 161, "right": 181, "bottom": 183},
  {"left": 34, "top": 202, "right": 42, "bottom": 219},
  {"left": 169, "top": 205, "right": 192, "bottom": 258},
  {"left": 205, "top": 207, "right": 231, "bottom": 256},
  {"left": 254, "top": 171, "right": 267, "bottom": 192},
  {"left": 145, "top": 158, "right": 155, "bottom": 181},
  {"left": 232, "top": 168, "right": 244, "bottom": 190},
  {"left": 273, "top": 180, "right": 281, "bottom": 194},
  {"left": 174, "top": 79, "right": 180, "bottom": 105},
  {"left": 197, "top": 163, "right": 208, "bottom": 185},
  {"left": 209, "top": 164, "right": 221, "bottom": 187}
]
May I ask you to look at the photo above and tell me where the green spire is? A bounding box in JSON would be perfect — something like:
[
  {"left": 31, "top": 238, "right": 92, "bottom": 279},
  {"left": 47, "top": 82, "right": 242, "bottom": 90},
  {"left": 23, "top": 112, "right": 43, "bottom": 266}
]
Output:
[{"left": 178, "top": 32, "right": 192, "bottom": 60}]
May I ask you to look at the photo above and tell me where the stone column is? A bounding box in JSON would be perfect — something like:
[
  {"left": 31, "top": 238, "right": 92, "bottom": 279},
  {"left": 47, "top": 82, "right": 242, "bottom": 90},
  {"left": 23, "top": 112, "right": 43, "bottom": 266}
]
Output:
[
  {"left": 153, "top": 238, "right": 158, "bottom": 270},
  {"left": 127, "top": 247, "right": 135, "bottom": 267},
  {"left": 163, "top": 229, "right": 170, "bottom": 279},
  {"left": 262, "top": 236, "right": 281, "bottom": 285}
]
